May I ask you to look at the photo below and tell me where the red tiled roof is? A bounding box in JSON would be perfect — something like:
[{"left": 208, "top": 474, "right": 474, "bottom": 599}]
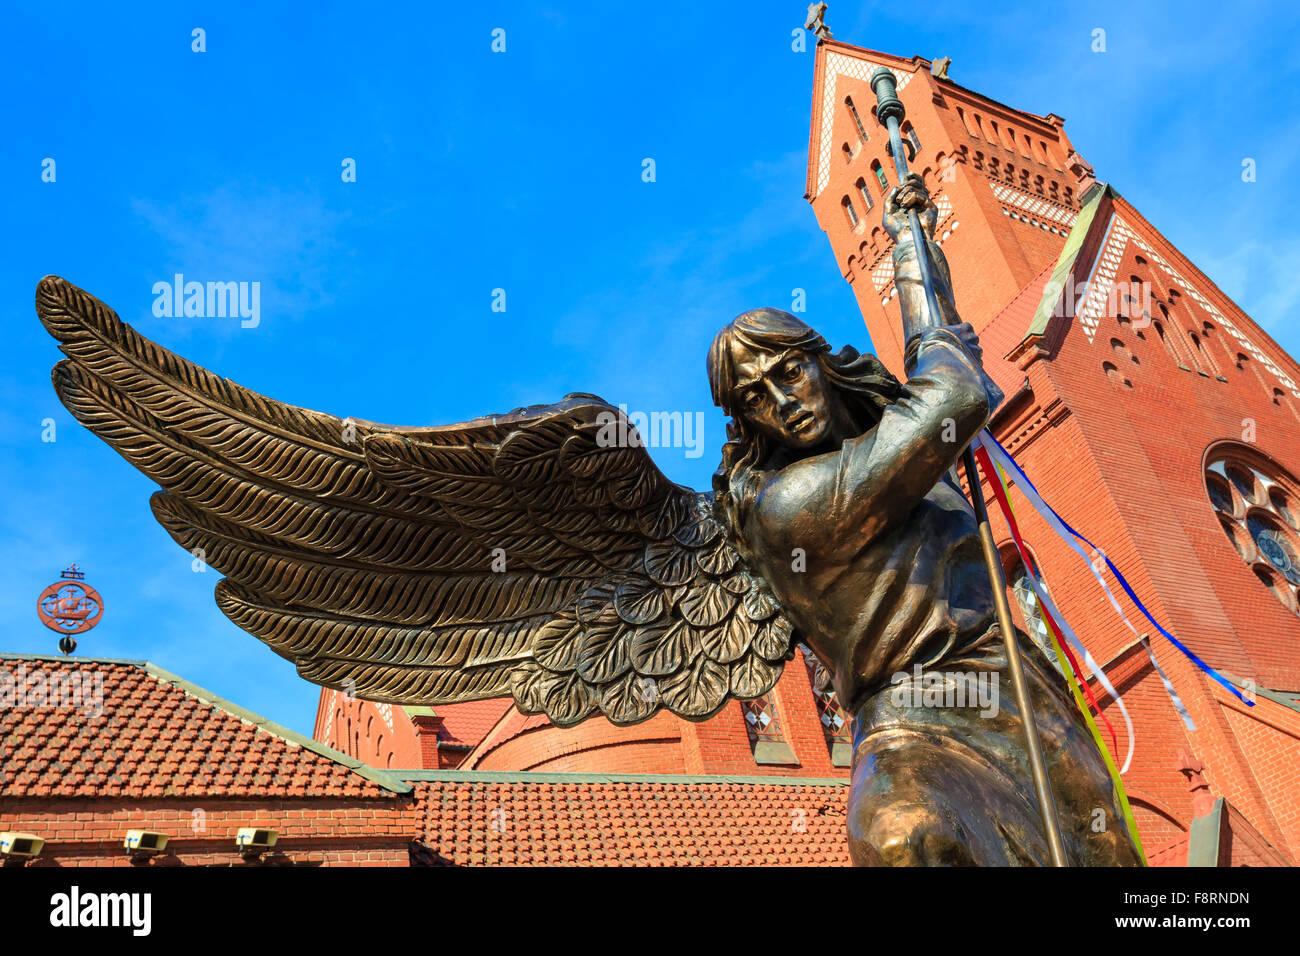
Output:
[
  {"left": 431, "top": 698, "right": 513, "bottom": 748},
  {"left": 408, "top": 773, "right": 851, "bottom": 866},
  {"left": 0, "top": 654, "right": 406, "bottom": 800},
  {"left": 462, "top": 705, "right": 552, "bottom": 768}
]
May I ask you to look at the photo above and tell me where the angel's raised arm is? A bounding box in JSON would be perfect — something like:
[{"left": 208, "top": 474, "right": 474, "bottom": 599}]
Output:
[{"left": 753, "top": 325, "right": 990, "bottom": 564}]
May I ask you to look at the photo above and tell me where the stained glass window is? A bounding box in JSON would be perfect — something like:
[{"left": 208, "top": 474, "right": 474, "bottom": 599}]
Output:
[
  {"left": 1008, "top": 558, "right": 1063, "bottom": 674},
  {"left": 742, "top": 695, "right": 783, "bottom": 745},
  {"left": 1208, "top": 454, "right": 1300, "bottom": 615},
  {"left": 801, "top": 647, "right": 852, "bottom": 764}
]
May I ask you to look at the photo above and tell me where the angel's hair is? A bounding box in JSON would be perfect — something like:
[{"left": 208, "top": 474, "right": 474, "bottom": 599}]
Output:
[{"left": 706, "top": 308, "right": 904, "bottom": 544}]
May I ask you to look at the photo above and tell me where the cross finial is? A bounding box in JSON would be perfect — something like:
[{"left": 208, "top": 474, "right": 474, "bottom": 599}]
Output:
[{"left": 805, "top": 2, "right": 832, "bottom": 40}]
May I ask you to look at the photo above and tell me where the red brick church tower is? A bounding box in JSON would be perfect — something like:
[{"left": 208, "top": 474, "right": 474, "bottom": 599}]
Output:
[
  {"left": 313, "top": 36, "right": 1300, "bottom": 867},
  {"left": 806, "top": 39, "right": 1300, "bottom": 864}
]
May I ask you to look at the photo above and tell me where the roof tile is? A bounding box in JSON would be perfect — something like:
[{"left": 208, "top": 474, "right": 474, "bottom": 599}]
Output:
[
  {"left": 0, "top": 655, "right": 403, "bottom": 801},
  {"left": 409, "top": 775, "right": 851, "bottom": 866}
]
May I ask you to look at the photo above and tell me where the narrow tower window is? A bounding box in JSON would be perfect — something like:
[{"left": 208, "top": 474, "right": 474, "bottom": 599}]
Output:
[
  {"left": 856, "top": 177, "right": 874, "bottom": 212},
  {"left": 842, "top": 195, "right": 860, "bottom": 229},
  {"left": 1189, "top": 332, "right": 1219, "bottom": 377},
  {"left": 903, "top": 122, "right": 921, "bottom": 153},
  {"left": 872, "top": 160, "right": 889, "bottom": 191},
  {"left": 1157, "top": 306, "right": 1191, "bottom": 370},
  {"left": 845, "top": 96, "right": 870, "bottom": 144},
  {"left": 1159, "top": 319, "right": 1190, "bottom": 369}
]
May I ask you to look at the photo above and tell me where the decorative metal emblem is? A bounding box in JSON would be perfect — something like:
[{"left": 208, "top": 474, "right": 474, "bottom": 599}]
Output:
[{"left": 37, "top": 564, "right": 104, "bottom": 648}]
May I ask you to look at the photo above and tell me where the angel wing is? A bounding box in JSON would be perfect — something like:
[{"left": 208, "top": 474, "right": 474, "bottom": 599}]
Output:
[{"left": 35, "top": 276, "right": 796, "bottom": 726}]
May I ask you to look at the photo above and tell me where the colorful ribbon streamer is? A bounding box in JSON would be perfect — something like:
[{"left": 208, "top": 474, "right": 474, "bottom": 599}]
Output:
[
  {"left": 975, "top": 433, "right": 1196, "bottom": 731},
  {"left": 976, "top": 430, "right": 1250, "bottom": 711},
  {"left": 982, "top": 446, "right": 1125, "bottom": 757},
  {"left": 973, "top": 442, "right": 1148, "bottom": 863},
  {"left": 970, "top": 442, "right": 1135, "bottom": 773}
]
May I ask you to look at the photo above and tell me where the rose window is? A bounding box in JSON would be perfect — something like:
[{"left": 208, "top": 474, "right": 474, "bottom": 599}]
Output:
[{"left": 1206, "top": 454, "right": 1300, "bottom": 614}]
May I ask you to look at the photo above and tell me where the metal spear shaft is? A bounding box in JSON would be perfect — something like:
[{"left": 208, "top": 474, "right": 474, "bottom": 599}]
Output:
[{"left": 869, "top": 67, "right": 1069, "bottom": 867}]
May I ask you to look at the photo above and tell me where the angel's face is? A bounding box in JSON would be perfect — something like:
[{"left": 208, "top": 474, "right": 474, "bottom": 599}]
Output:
[{"left": 730, "top": 343, "right": 836, "bottom": 451}]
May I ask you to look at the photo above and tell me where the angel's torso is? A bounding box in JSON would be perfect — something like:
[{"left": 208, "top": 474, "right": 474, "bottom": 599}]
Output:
[{"left": 742, "top": 332, "right": 997, "bottom": 712}]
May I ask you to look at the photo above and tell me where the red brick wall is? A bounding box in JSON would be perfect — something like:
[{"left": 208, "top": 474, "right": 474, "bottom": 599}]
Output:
[
  {"left": 809, "top": 46, "right": 1080, "bottom": 376},
  {"left": 811, "top": 45, "right": 1300, "bottom": 865},
  {"left": 682, "top": 655, "right": 845, "bottom": 777},
  {"left": 463, "top": 663, "right": 849, "bottom": 779},
  {"left": 314, "top": 690, "right": 423, "bottom": 770},
  {"left": 1, "top": 798, "right": 413, "bottom": 867},
  {"left": 471, "top": 711, "right": 690, "bottom": 774}
]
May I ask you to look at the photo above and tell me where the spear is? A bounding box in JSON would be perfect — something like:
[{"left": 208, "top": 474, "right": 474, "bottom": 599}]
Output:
[{"left": 869, "top": 65, "right": 1069, "bottom": 867}]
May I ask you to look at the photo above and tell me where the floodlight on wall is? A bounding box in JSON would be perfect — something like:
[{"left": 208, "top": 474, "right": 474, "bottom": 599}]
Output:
[
  {"left": 235, "top": 827, "right": 278, "bottom": 861},
  {"left": 124, "top": 830, "right": 169, "bottom": 864},
  {"left": 0, "top": 832, "right": 45, "bottom": 866}
]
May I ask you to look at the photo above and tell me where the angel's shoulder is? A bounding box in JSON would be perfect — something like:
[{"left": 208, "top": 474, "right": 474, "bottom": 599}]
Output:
[{"left": 745, "top": 448, "right": 834, "bottom": 533}]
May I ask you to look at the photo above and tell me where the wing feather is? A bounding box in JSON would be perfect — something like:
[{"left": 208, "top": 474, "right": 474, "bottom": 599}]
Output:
[{"left": 36, "top": 276, "right": 798, "bottom": 722}]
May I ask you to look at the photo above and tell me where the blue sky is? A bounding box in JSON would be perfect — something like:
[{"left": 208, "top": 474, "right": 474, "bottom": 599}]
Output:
[{"left": 2, "top": 0, "right": 1297, "bottom": 735}]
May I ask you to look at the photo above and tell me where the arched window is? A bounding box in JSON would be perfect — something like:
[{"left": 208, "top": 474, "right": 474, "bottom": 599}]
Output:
[
  {"left": 1273, "top": 388, "right": 1300, "bottom": 424},
  {"left": 741, "top": 691, "right": 797, "bottom": 766},
  {"left": 842, "top": 195, "right": 860, "bottom": 229},
  {"left": 1154, "top": 321, "right": 1180, "bottom": 367},
  {"left": 841, "top": 142, "right": 853, "bottom": 164},
  {"left": 1206, "top": 448, "right": 1300, "bottom": 615},
  {"left": 957, "top": 106, "right": 979, "bottom": 137},
  {"left": 801, "top": 647, "right": 851, "bottom": 767},
  {"left": 1201, "top": 323, "right": 1229, "bottom": 379},
  {"left": 1103, "top": 361, "right": 1132, "bottom": 388},
  {"left": 845, "top": 96, "right": 870, "bottom": 144},
  {"left": 1236, "top": 352, "right": 1271, "bottom": 396},
  {"left": 1156, "top": 307, "right": 1191, "bottom": 369},
  {"left": 1189, "top": 331, "right": 1220, "bottom": 377},
  {"left": 1111, "top": 337, "right": 1139, "bottom": 367},
  {"left": 1002, "top": 551, "right": 1064, "bottom": 673},
  {"left": 903, "top": 121, "right": 921, "bottom": 154},
  {"left": 871, "top": 160, "right": 889, "bottom": 192},
  {"left": 855, "top": 177, "right": 874, "bottom": 212}
]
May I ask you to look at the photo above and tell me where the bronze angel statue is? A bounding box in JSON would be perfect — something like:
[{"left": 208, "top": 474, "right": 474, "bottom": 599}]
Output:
[{"left": 36, "top": 179, "right": 1141, "bottom": 867}]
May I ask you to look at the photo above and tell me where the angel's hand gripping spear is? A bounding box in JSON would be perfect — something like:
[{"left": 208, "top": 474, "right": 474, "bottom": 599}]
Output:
[{"left": 869, "top": 65, "right": 1068, "bottom": 866}]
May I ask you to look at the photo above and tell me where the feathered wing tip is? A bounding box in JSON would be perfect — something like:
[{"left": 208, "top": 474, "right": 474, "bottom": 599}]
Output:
[{"left": 34, "top": 276, "right": 800, "bottom": 726}]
